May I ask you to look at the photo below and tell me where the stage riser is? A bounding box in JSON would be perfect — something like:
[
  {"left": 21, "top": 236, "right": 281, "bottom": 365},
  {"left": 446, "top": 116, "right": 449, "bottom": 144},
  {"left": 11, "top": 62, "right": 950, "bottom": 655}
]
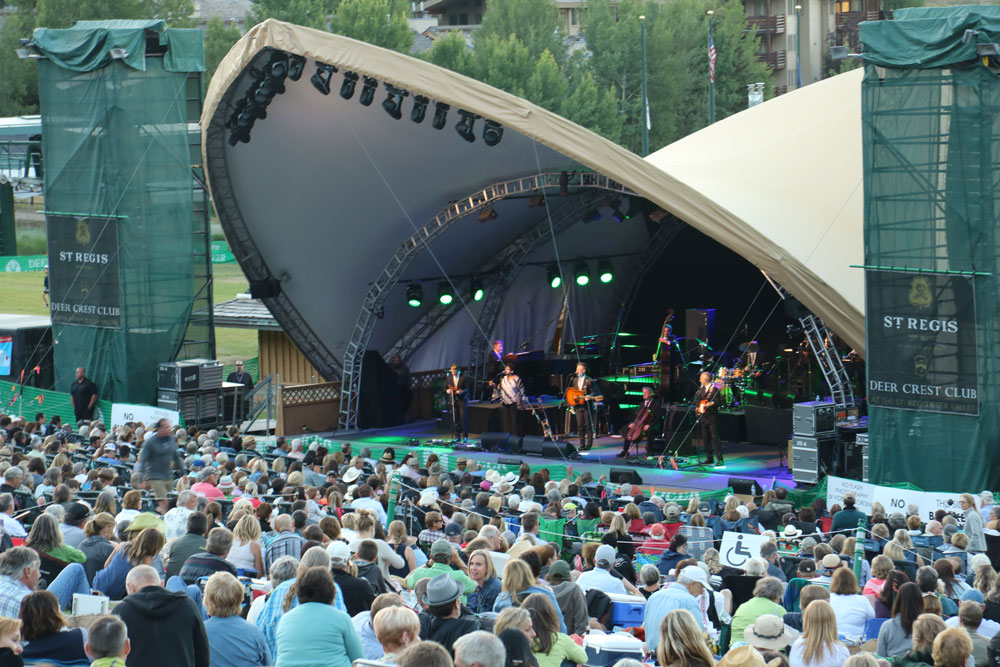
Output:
[{"left": 744, "top": 406, "right": 792, "bottom": 446}]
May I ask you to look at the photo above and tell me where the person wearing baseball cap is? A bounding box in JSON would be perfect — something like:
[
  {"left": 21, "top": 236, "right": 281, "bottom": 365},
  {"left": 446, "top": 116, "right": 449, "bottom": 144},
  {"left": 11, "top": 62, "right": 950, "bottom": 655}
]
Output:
[
  {"left": 644, "top": 565, "right": 712, "bottom": 653},
  {"left": 404, "top": 539, "right": 476, "bottom": 601},
  {"left": 328, "top": 541, "right": 376, "bottom": 616},
  {"left": 576, "top": 544, "right": 628, "bottom": 595}
]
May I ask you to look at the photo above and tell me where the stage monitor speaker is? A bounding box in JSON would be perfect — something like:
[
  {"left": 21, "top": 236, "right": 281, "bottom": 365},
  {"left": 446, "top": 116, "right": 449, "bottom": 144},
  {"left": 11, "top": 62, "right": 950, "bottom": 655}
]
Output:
[
  {"left": 359, "top": 350, "right": 403, "bottom": 428},
  {"left": 480, "top": 433, "right": 510, "bottom": 452},
  {"left": 542, "top": 440, "right": 577, "bottom": 459},
  {"left": 609, "top": 467, "right": 643, "bottom": 485},
  {"left": 498, "top": 457, "right": 522, "bottom": 467},
  {"left": 519, "top": 435, "right": 546, "bottom": 456},
  {"left": 685, "top": 308, "right": 715, "bottom": 358},
  {"left": 728, "top": 477, "right": 763, "bottom": 496}
]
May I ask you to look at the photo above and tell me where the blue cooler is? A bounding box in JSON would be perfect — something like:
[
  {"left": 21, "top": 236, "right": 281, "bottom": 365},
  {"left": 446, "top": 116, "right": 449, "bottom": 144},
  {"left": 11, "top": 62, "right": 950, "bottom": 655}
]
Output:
[
  {"left": 607, "top": 593, "right": 646, "bottom": 629},
  {"left": 583, "top": 631, "right": 644, "bottom": 667}
]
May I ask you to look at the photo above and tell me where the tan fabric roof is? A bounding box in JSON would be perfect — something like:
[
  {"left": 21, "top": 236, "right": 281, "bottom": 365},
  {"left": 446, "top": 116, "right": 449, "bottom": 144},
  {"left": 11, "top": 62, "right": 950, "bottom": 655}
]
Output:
[{"left": 203, "top": 20, "right": 865, "bottom": 355}]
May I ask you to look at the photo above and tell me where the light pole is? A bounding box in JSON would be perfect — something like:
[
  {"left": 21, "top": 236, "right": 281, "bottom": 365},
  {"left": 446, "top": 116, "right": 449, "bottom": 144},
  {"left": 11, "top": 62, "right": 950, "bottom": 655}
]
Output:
[
  {"left": 707, "top": 10, "right": 715, "bottom": 124},
  {"left": 795, "top": 4, "right": 802, "bottom": 88},
  {"left": 640, "top": 14, "right": 648, "bottom": 156}
]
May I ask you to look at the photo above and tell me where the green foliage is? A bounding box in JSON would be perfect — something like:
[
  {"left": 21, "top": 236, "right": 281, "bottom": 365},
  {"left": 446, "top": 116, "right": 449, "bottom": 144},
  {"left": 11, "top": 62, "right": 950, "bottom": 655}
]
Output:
[
  {"left": 249, "top": 0, "right": 337, "bottom": 29},
  {"left": 710, "top": 1, "right": 771, "bottom": 124},
  {"left": 0, "top": 5, "right": 39, "bottom": 115},
  {"left": 475, "top": 0, "right": 564, "bottom": 64},
  {"left": 424, "top": 32, "right": 472, "bottom": 75},
  {"left": 203, "top": 17, "right": 243, "bottom": 93},
  {"left": 884, "top": 0, "right": 923, "bottom": 14},
  {"left": 524, "top": 50, "right": 567, "bottom": 111},
  {"left": 36, "top": 0, "right": 196, "bottom": 28},
  {"left": 559, "top": 71, "right": 622, "bottom": 142},
  {"left": 468, "top": 33, "right": 534, "bottom": 95},
  {"left": 330, "top": 0, "right": 414, "bottom": 52}
]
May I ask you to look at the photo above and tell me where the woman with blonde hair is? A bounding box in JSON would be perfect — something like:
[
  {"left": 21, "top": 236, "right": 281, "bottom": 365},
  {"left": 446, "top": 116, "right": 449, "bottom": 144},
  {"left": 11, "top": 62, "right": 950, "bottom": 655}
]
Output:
[
  {"left": 373, "top": 605, "right": 421, "bottom": 663},
  {"left": 607, "top": 513, "right": 634, "bottom": 560},
  {"left": 79, "top": 512, "right": 117, "bottom": 584},
  {"left": 931, "top": 627, "right": 974, "bottom": 667},
  {"left": 115, "top": 490, "right": 142, "bottom": 525},
  {"left": 352, "top": 509, "right": 404, "bottom": 580},
  {"left": 386, "top": 520, "right": 417, "bottom": 577},
  {"left": 622, "top": 503, "right": 643, "bottom": 532},
  {"left": 25, "top": 513, "right": 85, "bottom": 564},
  {"left": 655, "top": 609, "right": 715, "bottom": 667},
  {"left": 494, "top": 607, "right": 535, "bottom": 640},
  {"left": 467, "top": 548, "right": 500, "bottom": 614},
  {"left": 788, "top": 600, "right": 849, "bottom": 667},
  {"left": 863, "top": 554, "right": 894, "bottom": 598},
  {"left": 493, "top": 559, "right": 567, "bottom": 632},
  {"left": 228, "top": 513, "right": 264, "bottom": 575}
]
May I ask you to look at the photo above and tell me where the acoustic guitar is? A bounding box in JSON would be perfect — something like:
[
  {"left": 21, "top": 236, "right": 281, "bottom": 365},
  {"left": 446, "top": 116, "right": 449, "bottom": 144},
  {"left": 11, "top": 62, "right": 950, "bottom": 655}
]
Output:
[{"left": 564, "top": 386, "right": 603, "bottom": 406}]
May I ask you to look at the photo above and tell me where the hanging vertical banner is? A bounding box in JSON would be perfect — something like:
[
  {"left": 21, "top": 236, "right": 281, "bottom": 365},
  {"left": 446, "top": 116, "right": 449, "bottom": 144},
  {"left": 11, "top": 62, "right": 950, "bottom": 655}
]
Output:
[
  {"left": 0, "top": 336, "right": 10, "bottom": 376},
  {"left": 865, "top": 270, "right": 978, "bottom": 415},
  {"left": 46, "top": 215, "right": 121, "bottom": 328}
]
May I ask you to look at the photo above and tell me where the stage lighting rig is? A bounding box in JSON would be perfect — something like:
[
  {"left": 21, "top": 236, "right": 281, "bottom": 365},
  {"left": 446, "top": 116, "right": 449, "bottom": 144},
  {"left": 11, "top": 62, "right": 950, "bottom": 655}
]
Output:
[
  {"left": 438, "top": 281, "right": 455, "bottom": 305},
  {"left": 287, "top": 55, "right": 306, "bottom": 81},
  {"left": 359, "top": 77, "right": 379, "bottom": 106},
  {"left": 382, "top": 85, "right": 409, "bottom": 120},
  {"left": 547, "top": 264, "right": 561, "bottom": 289},
  {"left": 482, "top": 120, "right": 503, "bottom": 146},
  {"left": 407, "top": 283, "right": 423, "bottom": 307},
  {"left": 311, "top": 63, "right": 337, "bottom": 95},
  {"left": 340, "top": 71, "right": 359, "bottom": 99},
  {"left": 470, "top": 277, "right": 484, "bottom": 302},
  {"left": 574, "top": 260, "right": 590, "bottom": 286},
  {"left": 411, "top": 95, "right": 429, "bottom": 123},
  {"left": 455, "top": 110, "right": 480, "bottom": 143},
  {"left": 432, "top": 102, "right": 450, "bottom": 130},
  {"left": 598, "top": 259, "right": 614, "bottom": 283}
]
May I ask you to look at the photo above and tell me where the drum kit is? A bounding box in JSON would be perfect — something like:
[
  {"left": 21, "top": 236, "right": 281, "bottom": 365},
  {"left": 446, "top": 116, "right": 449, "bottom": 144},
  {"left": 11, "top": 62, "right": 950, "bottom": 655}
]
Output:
[{"left": 702, "top": 341, "right": 769, "bottom": 409}]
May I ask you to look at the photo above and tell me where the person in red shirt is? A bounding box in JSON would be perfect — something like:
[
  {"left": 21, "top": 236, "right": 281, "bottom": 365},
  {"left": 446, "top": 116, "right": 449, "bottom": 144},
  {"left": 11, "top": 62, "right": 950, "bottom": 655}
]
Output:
[
  {"left": 191, "top": 468, "right": 224, "bottom": 500},
  {"left": 638, "top": 524, "right": 671, "bottom": 556}
]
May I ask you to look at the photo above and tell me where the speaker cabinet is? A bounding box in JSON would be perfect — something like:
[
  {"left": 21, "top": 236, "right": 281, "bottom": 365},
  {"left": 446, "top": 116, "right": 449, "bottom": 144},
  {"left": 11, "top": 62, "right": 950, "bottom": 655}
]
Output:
[
  {"left": 480, "top": 432, "right": 510, "bottom": 452},
  {"left": 609, "top": 467, "right": 643, "bottom": 485}
]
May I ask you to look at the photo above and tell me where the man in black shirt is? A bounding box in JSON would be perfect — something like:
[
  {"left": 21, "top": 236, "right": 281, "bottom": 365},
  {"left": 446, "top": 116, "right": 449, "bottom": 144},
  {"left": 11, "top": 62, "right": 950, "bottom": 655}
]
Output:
[
  {"left": 225, "top": 360, "right": 255, "bottom": 422},
  {"left": 70, "top": 367, "right": 98, "bottom": 423},
  {"left": 329, "top": 541, "right": 375, "bottom": 616}
]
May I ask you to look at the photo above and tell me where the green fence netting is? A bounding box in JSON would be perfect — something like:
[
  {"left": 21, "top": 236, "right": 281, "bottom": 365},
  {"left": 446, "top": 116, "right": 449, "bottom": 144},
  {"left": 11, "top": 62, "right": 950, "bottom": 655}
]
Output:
[
  {"left": 0, "top": 379, "right": 113, "bottom": 428},
  {"left": 861, "top": 9, "right": 1000, "bottom": 492},
  {"left": 35, "top": 22, "right": 206, "bottom": 405}
]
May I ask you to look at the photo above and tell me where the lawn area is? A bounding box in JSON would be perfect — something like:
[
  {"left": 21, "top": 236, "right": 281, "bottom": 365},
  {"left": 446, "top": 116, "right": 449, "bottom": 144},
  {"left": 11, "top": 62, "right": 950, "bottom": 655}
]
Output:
[{"left": 0, "top": 262, "right": 257, "bottom": 363}]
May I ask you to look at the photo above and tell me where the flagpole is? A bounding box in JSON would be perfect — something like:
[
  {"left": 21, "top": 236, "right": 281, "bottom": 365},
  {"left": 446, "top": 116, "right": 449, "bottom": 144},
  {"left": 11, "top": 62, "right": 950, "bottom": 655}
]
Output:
[
  {"left": 640, "top": 14, "right": 649, "bottom": 157},
  {"left": 708, "top": 10, "right": 715, "bottom": 125},
  {"left": 795, "top": 4, "right": 803, "bottom": 88}
]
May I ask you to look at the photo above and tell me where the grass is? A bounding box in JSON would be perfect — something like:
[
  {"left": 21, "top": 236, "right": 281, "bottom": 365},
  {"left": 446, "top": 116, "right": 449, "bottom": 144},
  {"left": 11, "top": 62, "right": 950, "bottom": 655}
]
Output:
[{"left": 0, "top": 262, "right": 257, "bottom": 363}]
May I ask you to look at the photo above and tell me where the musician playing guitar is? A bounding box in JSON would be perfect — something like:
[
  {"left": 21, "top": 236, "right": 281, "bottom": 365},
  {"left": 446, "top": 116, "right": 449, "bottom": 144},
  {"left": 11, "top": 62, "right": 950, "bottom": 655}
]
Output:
[
  {"left": 498, "top": 363, "right": 526, "bottom": 437},
  {"left": 694, "top": 371, "right": 723, "bottom": 467},
  {"left": 619, "top": 385, "right": 661, "bottom": 458},
  {"left": 446, "top": 363, "right": 469, "bottom": 441},
  {"left": 567, "top": 362, "right": 596, "bottom": 451}
]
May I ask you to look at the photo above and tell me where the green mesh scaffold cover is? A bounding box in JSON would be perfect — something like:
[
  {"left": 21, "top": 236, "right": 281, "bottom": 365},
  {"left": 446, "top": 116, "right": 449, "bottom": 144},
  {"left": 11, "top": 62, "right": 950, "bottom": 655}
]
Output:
[
  {"left": 37, "top": 21, "right": 204, "bottom": 405},
  {"left": 861, "top": 8, "right": 1000, "bottom": 492}
]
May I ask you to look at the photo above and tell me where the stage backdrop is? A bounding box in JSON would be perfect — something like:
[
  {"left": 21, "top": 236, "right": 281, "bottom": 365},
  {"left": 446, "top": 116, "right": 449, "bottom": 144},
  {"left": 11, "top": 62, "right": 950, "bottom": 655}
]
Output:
[{"left": 862, "top": 6, "right": 1000, "bottom": 492}]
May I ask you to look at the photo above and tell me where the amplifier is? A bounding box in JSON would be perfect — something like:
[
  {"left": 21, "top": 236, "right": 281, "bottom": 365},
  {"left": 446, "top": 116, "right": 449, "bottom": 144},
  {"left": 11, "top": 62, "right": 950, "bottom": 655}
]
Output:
[
  {"left": 185, "top": 358, "right": 224, "bottom": 390},
  {"left": 857, "top": 432, "right": 869, "bottom": 482},
  {"left": 791, "top": 434, "right": 835, "bottom": 485},
  {"left": 158, "top": 389, "right": 221, "bottom": 427},
  {"left": 792, "top": 401, "right": 836, "bottom": 436},
  {"left": 158, "top": 361, "right": 200, "bottom": 391}
]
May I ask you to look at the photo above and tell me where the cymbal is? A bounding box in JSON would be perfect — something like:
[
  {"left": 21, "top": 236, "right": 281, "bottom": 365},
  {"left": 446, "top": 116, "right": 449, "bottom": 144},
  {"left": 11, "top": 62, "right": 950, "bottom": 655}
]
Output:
[{"left": 739, "top": 341, "right": 760, "bottom": 352}]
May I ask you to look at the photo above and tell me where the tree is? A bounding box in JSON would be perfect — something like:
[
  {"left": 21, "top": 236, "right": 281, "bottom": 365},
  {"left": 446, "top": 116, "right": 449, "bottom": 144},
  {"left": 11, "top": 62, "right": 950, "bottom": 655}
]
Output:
[
  {"left": 475, "top": 0, "right": 564, "bottom": 65},
  {"left": 249, "top": 0, "right": 337, "bottom": 29},
  {"left": 524, "top": 50, "right": 567, "bottom": 112},
  {"left": 559, "top": 70, "right": 622, "bottom": 143},
  {"left": 36, "top": 0, "right": 196, "bottom": 28},
  {"left": 424, "top": 31, "right": 471, "bottom": 75},
  {"left": 0, "top": 4, "right": 39, "bottom": 115},
  {"left": 330, "top": 0, "right": 414, "bottom": 52},
  {"left": 709, "top": 0, "right": 771, "bottom": 123},
  {"left": 468, "top": 33, "right": 534, "bottom": 96},
  {"left": 203, "top": 17, "right": 243, "bottom": 93}
]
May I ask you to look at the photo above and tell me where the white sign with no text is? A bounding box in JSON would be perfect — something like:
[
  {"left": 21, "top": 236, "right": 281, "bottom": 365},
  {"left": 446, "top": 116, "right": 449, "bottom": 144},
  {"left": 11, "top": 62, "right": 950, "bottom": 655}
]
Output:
[
  {"left": 110, "top": 403, "right": 180, "bottom": 429},
  {"left": 719, "top": 531, "right": 769, "bottom": 569}
]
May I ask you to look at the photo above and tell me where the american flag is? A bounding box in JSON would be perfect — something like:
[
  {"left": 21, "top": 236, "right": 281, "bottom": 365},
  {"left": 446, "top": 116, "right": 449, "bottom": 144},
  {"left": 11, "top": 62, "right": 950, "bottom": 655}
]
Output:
[{"left": 708, "top": 31, "right": 717, "bottom": 82}]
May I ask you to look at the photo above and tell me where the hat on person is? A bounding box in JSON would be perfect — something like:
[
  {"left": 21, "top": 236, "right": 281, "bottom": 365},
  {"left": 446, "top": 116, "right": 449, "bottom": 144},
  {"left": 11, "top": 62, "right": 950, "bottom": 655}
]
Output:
[
  {"left": 719, "top": 645, "right": 767, "bottom": 667},
  {"left": 679, "top": 564, "right": 711, "bottom": 589},
  {"left": 417, "top": 489, "right": 439, "bottom": 507},
  {"left": 665, "top": 504, "right": 681, "bottom": 519},
  {"left": 345, "top": 484, "right": 358, "bottom": 501},
  {"left": 562, "top": 502, "right": 579, "bottom": 513},
  {"left": 480, "top": 480, "right": 492, "bottom": 491},
  {"left": 497, "top": 481, "right": 513, "bottom": 495},
  {"left": 820, "top": 553, "right": 843, "bottom": 573},
  {"left": 485, "top": 470, "right": 501, "bottom": 484},
  {"left": 961, "top": 588, "right": 985, "bottom": 604},
  {"left": 191, "top": 458, "right": 205, "bottom": 468},
  {"left": 460, "top": 498, "right": 475, "bottom": 510},
  {"left": 343, "top": 467, "right": 362, "bottom": 484},
  {"left": 379, "top": 449, "right": 395, "bottom": 462},
  {"left": 431, "top": 539, "right": 453, "bottom": 557},
  {"left": 428, "top": 462, "right": 444, "bottom": 476},
  {"left": 743, "top": 614, "right": 800, "bottom": 650},
  {"left": 445, "top": 523, "right": 463, "bottom": 538},
  {"left": 242, "top": 435, "right": 256, "bottom": 448},
  {"left": 126, "top": 512, "right": 167, "bottom": 535},
  {"left": 843, "top": 491, "right": 856, "bottom": 502},
  {"left": 800, "top": 536, "right": 818, "bottom": 551},
  {"left": 503, "top": 472, "right": 518, "bottom": 484},
  {"left": 595, "top": 544, "right": 617, "bottom": 567},
  {"left": 422, "top": 573, "right": 464, "bottom": 606},
  {"left": 782, "top": 525, "right": 802, "bottom": 539},
  {"left": 65, "top": 502, "right": 91, "bottom": 525},
  {"left": 102, "top": 443, "right": 116, "bottom": 453},
  {"left": 797, "top": 559, "right": 817, "bottom": 574},
  {"left": 217, "top": 475, "right": 235, "bottom": 492},
  {"left": 648, "top": 523, "right": 666, "bottom": 537},
  {"left": 199, "top": 467, "right": 217, "bottom": 480},
  {"left": 327, "top": 540, "right": 351, "bottom": 565},
  {"left": 548, "top": 560, "right": 572, "bottom": 583},
  {"left": 456, "top": 457, "right": 468, "bottom": 466}
]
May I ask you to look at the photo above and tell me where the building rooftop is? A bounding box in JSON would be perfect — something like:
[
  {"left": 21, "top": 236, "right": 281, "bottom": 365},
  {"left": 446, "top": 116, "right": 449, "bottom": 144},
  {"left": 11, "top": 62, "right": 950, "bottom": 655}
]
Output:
[{"left": 212, "top": 294, "right": 280, "bottom": 330}]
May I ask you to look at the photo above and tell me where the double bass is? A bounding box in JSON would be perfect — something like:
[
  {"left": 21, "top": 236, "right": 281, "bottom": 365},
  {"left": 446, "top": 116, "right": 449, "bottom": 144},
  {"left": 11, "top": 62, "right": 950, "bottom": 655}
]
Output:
[{"left": 625, "top": 400, "right": 652, "bottom": 443}]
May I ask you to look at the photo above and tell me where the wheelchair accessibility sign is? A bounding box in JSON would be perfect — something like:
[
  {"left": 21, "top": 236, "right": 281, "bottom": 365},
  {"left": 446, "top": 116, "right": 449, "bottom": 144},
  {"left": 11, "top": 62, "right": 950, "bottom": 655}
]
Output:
[{"left": 719, "top": 532, "right": 769, "bottom": 569}]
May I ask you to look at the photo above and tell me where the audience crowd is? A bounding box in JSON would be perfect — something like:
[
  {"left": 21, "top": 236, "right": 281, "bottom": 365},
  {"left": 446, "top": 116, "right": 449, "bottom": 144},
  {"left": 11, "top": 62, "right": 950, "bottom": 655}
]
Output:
[{"left": 0, "top": 412, "right": 997, "bottom": 667}]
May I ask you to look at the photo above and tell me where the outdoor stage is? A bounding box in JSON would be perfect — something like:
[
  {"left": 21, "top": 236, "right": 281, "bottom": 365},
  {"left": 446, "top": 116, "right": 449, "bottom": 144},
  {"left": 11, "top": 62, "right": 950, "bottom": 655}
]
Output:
[{"left": 329, "top": 419, "right": 794, "bottom": 494}]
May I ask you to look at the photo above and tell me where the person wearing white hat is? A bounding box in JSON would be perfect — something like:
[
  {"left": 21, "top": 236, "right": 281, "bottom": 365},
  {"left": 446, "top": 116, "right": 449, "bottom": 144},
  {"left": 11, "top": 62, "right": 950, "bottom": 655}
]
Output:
[
  {"left": 576, "top": 544, "right": 627, "bottom": 595},
  {"left": 743, "top": 614, "right": 800, "bottom": 651},
  {"left": 343, "top": 466, "right": 363, "bottom": 485},
  {"left": 644, "top": 565, "right": 711, "bottom": 653}
]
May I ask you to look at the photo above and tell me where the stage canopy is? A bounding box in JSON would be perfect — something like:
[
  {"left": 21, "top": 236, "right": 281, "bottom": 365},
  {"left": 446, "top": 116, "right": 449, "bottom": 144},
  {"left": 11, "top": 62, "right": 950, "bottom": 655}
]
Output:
[{"left": 203, "top": 19, "right": 864, "bottom": 428}]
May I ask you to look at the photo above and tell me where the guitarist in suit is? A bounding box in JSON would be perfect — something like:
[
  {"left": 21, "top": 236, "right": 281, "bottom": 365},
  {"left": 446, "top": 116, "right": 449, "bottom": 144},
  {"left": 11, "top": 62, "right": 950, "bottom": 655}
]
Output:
[
  {"left": 498, "top": 363, "right": 526, "bottom": 437},
  {"left": 619, "top": 385, "right": 662, "bottom": 458},
  {"left": 694, "top": 371, "right": 723, "bottom": 467},
  {"left": 446, "top": 363, "right": 469, "bottom": 441},
  {"left": 568, "top": 362, "right": 596, "bottom": 450}
]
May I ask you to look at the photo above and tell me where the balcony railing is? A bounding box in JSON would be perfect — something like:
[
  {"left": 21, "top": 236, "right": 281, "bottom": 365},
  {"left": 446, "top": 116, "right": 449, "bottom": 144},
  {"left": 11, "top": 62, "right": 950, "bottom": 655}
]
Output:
[
  {"left": 756, "top": 50, "right": 787, "bottom": 70},
  {"left": 836, "top": 10, "right": 879, "bottom": 30},
  {"left": 745, "top": 14, "right": 786, "bottom": 35},
  {"left": 775, "top": 85, "right": 788, "bottom": 96}
]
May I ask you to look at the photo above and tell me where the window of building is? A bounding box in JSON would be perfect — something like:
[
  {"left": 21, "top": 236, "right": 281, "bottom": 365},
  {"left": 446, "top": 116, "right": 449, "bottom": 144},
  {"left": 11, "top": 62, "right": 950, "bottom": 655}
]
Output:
[
  {"left": 571, "top": 8, "right": 579, "bottom": 24},
  {"left": 458, "top": 12, "right": 468, "bottom": 23}
]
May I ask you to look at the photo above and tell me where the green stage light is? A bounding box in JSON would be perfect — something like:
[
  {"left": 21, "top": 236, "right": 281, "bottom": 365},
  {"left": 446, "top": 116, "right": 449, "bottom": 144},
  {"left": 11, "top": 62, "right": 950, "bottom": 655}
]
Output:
[
  {"left": 598, "top": 259, "right": 613, "bottom": 284},
  {"left": 547, "top": 264, "right": 561, "bottom": 289},
  {"left": 470, "top": 277, "right": 484, "bottom": 302},
  {"left": 574, "top": 261, "right": 590, "bottom": 286},
  {"left": 438, "top": 281, "right": 454, "bottom": 305},
  {"left": 406, "top": 283, "right": 422, "bottom": 307}
]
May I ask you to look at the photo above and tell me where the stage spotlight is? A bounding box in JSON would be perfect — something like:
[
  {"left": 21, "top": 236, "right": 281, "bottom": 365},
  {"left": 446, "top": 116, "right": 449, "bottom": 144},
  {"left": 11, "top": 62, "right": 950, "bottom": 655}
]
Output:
[
  {"left": 482, "top": 120, "right": 503, "bottom": 146},
  {"left": 359, "top": 76, "right": 378, "bottom": 106},
  {"left": 406, "top": 283, "right": 423, "bottom": 307},
  {"left": 432, "top": 102, "right": 450, "bottom": 130},
  {"left": 438, "top": 281, "right": 454, "bottom": 305},
  {"left": 455, "top": 110, "right": 479, "bottom": 142},
  {"left": 547, "top": 264, "right": 561, "bottom": 289},
  {"left": 311, "top": 63, "right": 336, "bottom": 95},
  {"left": 477, "top": 207, "right": 498, "bottom": 222},
  {"left": 470, "top": 277, "right": 484, "bottom": 302},
  {"left": 340, "top": 71, "right": 359, "bottom": 99},
  {"left": 574, "top": 261, "right": 590, "bottom": 286},
  {"left": 382, "top": 85, "right": 409, "bottom": 119},
  {"left": 287, "top": 55, "right": 306, "bottom": 81},
  {"left": 598, "top": 259, "right": 614, "bottom": 283},
  {"left": 411, "top": 95, "right": 429, "bottom": 123}
]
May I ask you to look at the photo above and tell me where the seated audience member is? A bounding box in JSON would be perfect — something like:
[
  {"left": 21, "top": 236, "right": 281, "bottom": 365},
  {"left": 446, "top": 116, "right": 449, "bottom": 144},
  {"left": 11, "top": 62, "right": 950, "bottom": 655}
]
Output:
[
  {"left": 644, "top": 565, "right": 710, "bottom": 654},
  {"left": 932, "top": 626, "right": 975, "bottom": 667},
  {"left": 179, "top": 528, "right": 237, "bottom": 585},
  {"left": 863, "top": 555, "right": 894, "bottom": 598},
  {"left": 80, "top": 513, "right": 118, "bottom": 585},
  {"left": 18, "top": 590, "right": 89, "bottom": 664},
  {"left": 954, "top": 600, "right": 989, "bottom": 667},
  {"left": 545, "top": 559, "right": 587, "bottom": 635},
  {"left": 731, "top": 576, "right": 787, "bottom": 642},
  {"left": 395, "top": 640, "right": 454, "bottom": 667},
  {"left": 876, "top": 582, "right": 923, "bottom": 658},
  {"left": 417, "top": 574, "right": 481, "bottom": 654},
  {"left": 917, "top": 565, "right": 959, "bottom": 616},
  {"left": 946, "top": 589, "right": 1000, "bottom": 639},
  {"left": 576, "top": 545, "right": 627, "bottom": 595},
  {"left": 264, "top": 514, "right": 305, "bottom": 571},
  {"left": 85, "top": 615, "right": 130, "bottom": 667},
  {"left": 165, "top": 513, "right": 209, "bottom": 581},
  {"left": 467, "top": 549, "right": 502, "bottom": 615},
  {"left": 25, "top": 513, "right": 86, "bottom": 565},
  {"left": 454, "top": 630, "right": 506, "bottom": 667},
  {"left": 354, "top": 593, "right": 405, "bottom": 660},
  {"left": 896, "top": 613, "right": 947, "bottom": 667},
  {"left": 496, "top": 628, "right": 538, "bottom": 667},
  {"left": 328, "top": 541, "right": 376, "bottom": 617},
  {"left": 784, "top": 585, "right": 830, "bottom": 632},
  {"left": 520, "top": 593, "right": 587, "bottom": 667},
  {"left": 373, "top": 604, "right": 421, "bottom": 663},
  {"left": 406, "top": 540, "right": 475, "bottom": 600},
  {"left": 656, "top": 609, "right": 717, "bottom": 667},
  {"left": 275, "top": 566, "right": 362, "bottom": 667},
  {"left": 828, "top": 567, "right": 875, "bottom": 639},
  {"left": 0, "top": 546, "right": 90, "bottom": 616},
  {"left": 202, "top": 572, "right": 270, "bottom": 667},
  {"left": 493, "top": 560, "right": 566, "bottom": 632},
  {"left": 788, "top": 600, "right": 849, "bottom": 667},
  {"left": 94, "top": 527, "right": 166, "bottom": 600}
]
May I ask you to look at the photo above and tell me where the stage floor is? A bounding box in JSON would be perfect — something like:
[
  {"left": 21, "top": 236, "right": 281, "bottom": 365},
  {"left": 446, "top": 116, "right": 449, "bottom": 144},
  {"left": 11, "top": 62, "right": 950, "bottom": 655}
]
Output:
[{"left": 328, "top": 420, "right": 794, "bottom": 494}]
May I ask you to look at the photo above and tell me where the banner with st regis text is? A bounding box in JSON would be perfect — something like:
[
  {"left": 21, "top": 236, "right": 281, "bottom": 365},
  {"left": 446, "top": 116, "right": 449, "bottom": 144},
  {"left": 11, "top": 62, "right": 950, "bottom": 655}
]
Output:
[
  {"left": 866, "top": 270, "right": 978, "bottom": 415},
  {"left": 46, "top": 215, "right": 121, "bottom": 328}
]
